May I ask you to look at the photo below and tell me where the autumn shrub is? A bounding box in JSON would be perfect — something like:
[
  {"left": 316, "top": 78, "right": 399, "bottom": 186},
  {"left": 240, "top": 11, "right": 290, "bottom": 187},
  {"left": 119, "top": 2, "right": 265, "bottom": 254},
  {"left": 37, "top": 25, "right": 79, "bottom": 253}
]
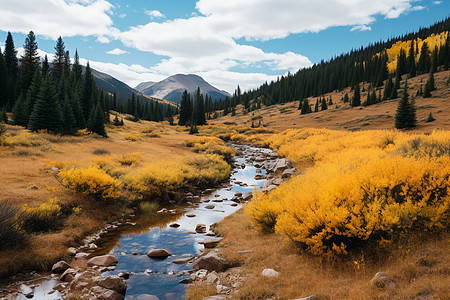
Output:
[
  {"left": 139, "top": 201, "right": 159, "bottom": 215},
  {"left": 245, "top": 189, "right": 282, "bottom": 233},
  {"left": 125, "top": 134, "right": 141, "bottom": 141},
  {"left": 246, "top": 128, "right": 450, "bottom": 257},
  {"left": 0, "top": 201, "right": 27, "bottom": 250},
  {"left": 124, "top": 154, "right": 230, "bottom": 200},
  {"left": 58, "top": 166, "right": 122, "bottom": 200},
  {"left": 184, "top": 137, "right": 235, "bottom": 161},
  {"left": 115, "top": 152, "right": 143, "bottom": 166},
  {"left": 20, "top": 197, "right": 62, "bottom": 233}
]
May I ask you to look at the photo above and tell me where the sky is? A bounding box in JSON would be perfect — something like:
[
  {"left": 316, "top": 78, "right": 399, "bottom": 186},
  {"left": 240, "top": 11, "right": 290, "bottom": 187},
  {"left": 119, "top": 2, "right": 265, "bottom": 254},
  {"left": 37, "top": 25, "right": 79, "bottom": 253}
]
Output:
[{"left": 0, "top": 0, "right": 448, "bottom": 94}]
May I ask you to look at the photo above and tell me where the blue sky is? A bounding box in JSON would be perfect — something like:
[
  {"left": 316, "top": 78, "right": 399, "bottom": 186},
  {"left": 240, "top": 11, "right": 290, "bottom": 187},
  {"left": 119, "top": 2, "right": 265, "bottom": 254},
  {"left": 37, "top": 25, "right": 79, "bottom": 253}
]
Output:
[{"left": 0, "top": 0, "right": 448, "bottom": 93}]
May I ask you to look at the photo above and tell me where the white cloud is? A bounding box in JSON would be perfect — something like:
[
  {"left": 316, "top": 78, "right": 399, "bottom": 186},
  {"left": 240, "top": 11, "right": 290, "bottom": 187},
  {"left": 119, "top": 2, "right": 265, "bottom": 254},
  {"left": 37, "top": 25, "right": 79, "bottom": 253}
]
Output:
[
  {"left": 0, "top": 0, "right": 114, "bottom": 39},
  {"left": 433, "top": 1, "right": 442, "bottom": 4},
  {"left": 146, "top": 10, "right": 165, "bottom": 19},
  {"left": 106, "top": 48, "right": 127, "bottom": 55},
  {"left": 351, "top": 25, "right": 372, "bottom": 32}
]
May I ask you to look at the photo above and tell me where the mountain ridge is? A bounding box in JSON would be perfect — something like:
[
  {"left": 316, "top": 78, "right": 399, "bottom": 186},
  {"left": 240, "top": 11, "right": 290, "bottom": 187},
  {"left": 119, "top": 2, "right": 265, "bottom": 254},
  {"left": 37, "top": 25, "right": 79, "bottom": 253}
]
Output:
[{"left": 135, "top": 74, "right": 231, "bottom": 103}]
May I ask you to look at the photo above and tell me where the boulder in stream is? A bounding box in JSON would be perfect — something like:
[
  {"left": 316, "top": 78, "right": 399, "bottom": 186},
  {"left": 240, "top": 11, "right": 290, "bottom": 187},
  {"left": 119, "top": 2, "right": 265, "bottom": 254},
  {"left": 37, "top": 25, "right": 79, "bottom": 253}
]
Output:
[
  {"left": 192, "top": 251, "right": 228, "bottom": 272},
  {"left": 52, "top": 260, "right": 71, "bottom": 273},
  {"left": 195, "top": 224, "right": 207, "bottom": 233},
  {"left": 146, "top": 249, "right": 172, "bottom": 259},
  {"left": 87, "top": 255, "right": 118, "bottom": 267}
]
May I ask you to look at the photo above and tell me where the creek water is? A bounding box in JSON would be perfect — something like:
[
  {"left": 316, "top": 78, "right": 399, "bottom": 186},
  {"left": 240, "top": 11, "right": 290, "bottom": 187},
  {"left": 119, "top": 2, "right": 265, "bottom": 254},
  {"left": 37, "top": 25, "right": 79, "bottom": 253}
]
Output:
[{"left": 1, "top": 144, "right": 272, "bottom": 300}]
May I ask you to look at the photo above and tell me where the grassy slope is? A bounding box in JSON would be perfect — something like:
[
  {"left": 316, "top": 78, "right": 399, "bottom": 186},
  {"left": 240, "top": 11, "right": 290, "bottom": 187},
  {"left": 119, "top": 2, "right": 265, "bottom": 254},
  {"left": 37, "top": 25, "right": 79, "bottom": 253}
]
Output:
[{"left": 209, "top": 70, "right": 450, "bottom": 133}]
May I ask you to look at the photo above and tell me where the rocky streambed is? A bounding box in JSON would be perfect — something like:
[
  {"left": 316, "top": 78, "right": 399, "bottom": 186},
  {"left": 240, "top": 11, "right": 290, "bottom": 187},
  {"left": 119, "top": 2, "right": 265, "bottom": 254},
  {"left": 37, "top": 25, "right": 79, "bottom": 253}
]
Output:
[{"left": 0, "top": 144, "right": 296, "bottom": 300}]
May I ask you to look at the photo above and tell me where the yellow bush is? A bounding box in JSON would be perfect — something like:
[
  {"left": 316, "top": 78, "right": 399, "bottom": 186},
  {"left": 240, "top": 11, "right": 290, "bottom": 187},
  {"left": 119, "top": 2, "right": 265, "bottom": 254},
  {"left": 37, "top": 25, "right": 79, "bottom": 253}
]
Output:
[
  {"left": 185, "top": 137, "right": 235, "bottom": 161},
  {"left": 247, "top": 128, "right": 450, "bottom": 257},
  {"left": 125, "top": 134, "right": 141, "bottom": 141},
  {"left": 115, "top": 152, "right": 143, "bottom": 166},
  {"left": 124, "top": 154, "right": 230, "bottom": 200},
  {"left": 58, "top": 166, "right": 122, "bottom": 200},
  {"left": 245, "top": 189, "right": 282, "bottom": 233},
  {"left": 20, "top": 197, "right": 62, "bottom": 232}
]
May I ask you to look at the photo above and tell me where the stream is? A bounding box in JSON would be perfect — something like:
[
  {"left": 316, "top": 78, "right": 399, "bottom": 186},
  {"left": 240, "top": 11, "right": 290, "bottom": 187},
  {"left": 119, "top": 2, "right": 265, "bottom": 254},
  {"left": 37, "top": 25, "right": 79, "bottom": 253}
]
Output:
[{"left": 1, "top": 144, "right": 275, "bottom": 300}]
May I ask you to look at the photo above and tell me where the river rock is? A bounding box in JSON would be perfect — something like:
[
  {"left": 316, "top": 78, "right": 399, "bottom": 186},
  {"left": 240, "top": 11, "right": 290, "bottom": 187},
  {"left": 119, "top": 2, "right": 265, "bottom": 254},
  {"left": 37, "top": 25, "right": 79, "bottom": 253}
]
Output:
[
  {"left": 202, "top": 296, "right": 227, "bottom": 300},
  {"left": 186, "top": 213, "right": 196, "bottom": 217},
  {"left": 193, "top": 252, "right": 228, "bottom": 272},
  {"left": 69, "top": 270, "right": 99, "bottom": 291},
  {"left": 93, "top": 275, "right": 127, "bottom": 295},
  {"left": 87, "top": 255, "right": 118, "bottom": 267},
  {"left": 242, "top": 192, "right": 253, "bottom": 201},
  {"left": 261, "top": 184, "right": 277, "bottom": 193},
  {"left": 206, "top": 271, "right": 219, "bottom": 284},
  {"left": 234, "top": 192, "right": 243, "bottom": 197},
  {"left": 216, "top": 284, "right": 232, "bottom": 294},
  {"left": 146, "top": 249, "right": 172, "bottom": 259},
  {"left": 254, "top": 174, "right": 265, "bottom": 180},
  {"left": 60, "top": 268, "right": 77, "bottom": 282},
  {"left": 231, "top": 203, "right": 238, "bottom": 207},
  {"left": 282, "top": 168, "right": 296, "bottom": 178},
  {"left": 272, "top": 158, "right": 293, "bottom": 173},
  {"left": 194, "top": 269, "right": 208, "bottom": 279},
  {"left": 75, "top": 252, "right": 89, "bottom": 260},
  {"left": 52, "top": 260, "right": 71, "bottom": 273},
  {"left": 370, "top": 272, "right": 396, "bottom": 289},
  {"left": 204, "top": 205, "right": 215, "bottom": 209},
  {"left": 118, "top": 272, "right": 130, "bottom": 279},
  {"left": 173, "top": 256, "right": 194, "bottom": 264},
  {"left": 67, "top": 247, "right": 77, "bottom": 255},
  {"left": 169, "top": 223, "right": 180, "bottom": 228},
  {"left": 92, "top": 286, "right": 124, "bottom": 300},
  {"left": 196, "top": 224, "right": 207, "bottom": 233},
  {"left": 262, "top": 268, "right": 280, "bottom": 277},
  {"left": 198, "top": 237, "right": 223, "bottom": 248}
]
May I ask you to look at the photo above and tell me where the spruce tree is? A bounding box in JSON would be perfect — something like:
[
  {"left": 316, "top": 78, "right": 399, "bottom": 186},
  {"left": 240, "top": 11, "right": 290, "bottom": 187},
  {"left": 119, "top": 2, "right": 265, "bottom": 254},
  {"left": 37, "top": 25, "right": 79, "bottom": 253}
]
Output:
[
  {"left": 4, "top": 32, "right": 18, "bottom": 81},
  {"left": 321, "top": 97, "right": 328, "bottom": 110},
  {"left": 23, "top": 69, "right": 42, "bottom": 123},
  {"left": 300, "top": 99, "right": 311, "bottom": 115},
  {"left": 28, "top": 78, "right": 64, "bottom": 133},
  {"left": 426, "top": 112, "right": 435, "bottom": 122},
  {"left": 72, "top": 49, "right": 83, "bottom": 82},
  {"left": 0, "top": 49, "right": 8, "bottom": 109},
  {"left": 19, "top": 31, "right": 40, "bottom": 94},
  {"left": 395, "top": 80, "right": 416, "bottom": 129},
  {"left": 178, "top": 90, "right": 192, "bottom": 125},
  {"left": 407, "top": 40, "right": 416, "bottom": 78},
  {"left": 12, "top": 94, "right": 27, "bottom": 126},
  {"left": 1, "top": 106, "right": 7, "bottom": 123},
  {"left": 417, "top": 42, "right": 430, "bottom": 74},
  {"left": 80, "top": 62, "right": 94, "bottom": 120},
  {"left": 42, "top": 55, "right": 49, "bottom": 76},
  {"left": 314, "top": 99, "right": 319, "bottom": 112},
  {"left": 52, "top": 37, "right": 66, "bottom": 80},
  {"left": 192, "top": 87, "right": 206, "bottom": 125},
  {"left": 87, "top": 102, "right": 107, "bottom": 137},
  {"left": 351, "top": 83, "right": 361, "bottom": 106},
  {"left": 61, "top": 94, "right": 77, "bottom": 135}
]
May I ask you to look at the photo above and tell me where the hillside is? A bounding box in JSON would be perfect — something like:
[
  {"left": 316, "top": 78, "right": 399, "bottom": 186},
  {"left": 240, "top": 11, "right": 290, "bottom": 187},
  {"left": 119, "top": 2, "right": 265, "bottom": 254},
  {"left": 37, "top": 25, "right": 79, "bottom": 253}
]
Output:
[
  {"left": 209, "top": 70, "right": 450, "bottom": 133},
  {"left": 136, "top": 74, "right": 231, "bottom": 103}
]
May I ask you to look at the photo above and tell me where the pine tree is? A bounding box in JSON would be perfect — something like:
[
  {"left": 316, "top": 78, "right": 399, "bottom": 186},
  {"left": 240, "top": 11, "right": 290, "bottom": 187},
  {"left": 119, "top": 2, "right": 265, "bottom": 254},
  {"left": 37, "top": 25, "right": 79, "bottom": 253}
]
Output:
[
  {"left": 23, "top": 69, "right": 42, "bottom": 123},
  {"left": 407, "top": 40, "right": 416, "bottom": 78},
  {"left": 351, "top": 83, "right": 361, "bottom": 106},
  {"left": 314, "top": 99, "right": 319, "bottom": 112},
  {"left": 87, "top": 102, "right": 107, "bottom": 137},
  {"left": 72, "top": 49, "right": 83, "bottom": 82},
  {"left": 178, "top": 90, "right": 192, "bottom": 125},
  {"left": 0, "top": 49, "right": 8, "bottom": 109},
  {"left": 423, "top": 81, "right": 431, "bottom": 98},
  {"left": 28, "top": 78, "right": 64, "bottom": 133},
  {"left": 52, "top": 37, "right": 66, "bottom": 80},
  {"left": 321, "top": 97, "right": 327, "bottom": 110},
  {"left": 80, "top": 62, "right": 94, "bottom": 120},
  {"left": 192, "top": 87, "right": 206, "bottom": 125},
  {"left": 395, "top": 80, "right": 416, "bottom": 129},
  {"left": 1, "top": 106, "right": 7, "bottom": 123},
  {"left": 417, "top": 42, "right": 430, "bottom": 74},
  {"left": 19, "top": 31, "right": 40, "bottom": 94},
  {"left": 61, "top": 94, "right": 77, "bottom": 135},
  {"left": 300, "top": 99, "right": 311, "bottom": 115},
  {"left": 42, "top": 55, "right": 49, "bottom": 76},
  {"left": 426, "top": 112, "right": 435, "bottom": 122},
  {"left": 12, "top": 94, "right": 27, "bottom": 126},
  {"left": 4, "top": 32, "right": 18, "bottom": 81},
  {"left": 343, "top": 93, "right": 349, "bottom": 103}
]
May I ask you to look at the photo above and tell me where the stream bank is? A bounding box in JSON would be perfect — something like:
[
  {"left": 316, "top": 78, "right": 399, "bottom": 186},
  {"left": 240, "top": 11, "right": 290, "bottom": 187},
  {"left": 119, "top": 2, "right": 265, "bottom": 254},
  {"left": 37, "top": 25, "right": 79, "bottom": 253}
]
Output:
[{"left": 1, "top": 144, "right": 292, "bottom": 300}]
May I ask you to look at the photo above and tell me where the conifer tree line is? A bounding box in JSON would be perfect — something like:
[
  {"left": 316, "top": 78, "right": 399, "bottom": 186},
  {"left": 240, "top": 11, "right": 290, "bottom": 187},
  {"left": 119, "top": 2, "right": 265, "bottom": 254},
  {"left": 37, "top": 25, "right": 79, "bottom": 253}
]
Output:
[
  {"left": 238, "top": 17, "right": 450, "bottom": 108},
  {"left": 0, "top": 31, "right": 110, "bottom": 136}
]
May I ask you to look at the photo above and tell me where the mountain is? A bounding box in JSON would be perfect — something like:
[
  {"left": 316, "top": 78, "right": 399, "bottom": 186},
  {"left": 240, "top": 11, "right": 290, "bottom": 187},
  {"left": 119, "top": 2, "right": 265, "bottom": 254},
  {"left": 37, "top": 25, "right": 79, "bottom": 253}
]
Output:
[
  {"left": 90, "top": 68, "right": 136, "bottom": 101},
  {"left": 135, "top": 74, "right": 231, "bottom": 103}
]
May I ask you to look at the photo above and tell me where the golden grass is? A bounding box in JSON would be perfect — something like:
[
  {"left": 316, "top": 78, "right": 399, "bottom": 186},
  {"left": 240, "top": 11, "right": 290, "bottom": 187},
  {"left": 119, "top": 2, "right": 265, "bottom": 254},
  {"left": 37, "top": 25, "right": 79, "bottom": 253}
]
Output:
[{"left": 213, "top": 209, "right": 450, "bottom": 300}]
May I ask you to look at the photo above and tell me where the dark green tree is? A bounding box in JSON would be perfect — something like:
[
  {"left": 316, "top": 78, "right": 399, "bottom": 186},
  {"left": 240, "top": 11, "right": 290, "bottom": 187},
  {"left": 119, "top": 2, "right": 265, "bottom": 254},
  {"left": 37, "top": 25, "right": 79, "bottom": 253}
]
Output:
[
  {"left": 52, "top": 37, "right": 66, "bottom": 79},
  {"left": 23, "top": 69, "right": 42, "bottom": 123},
  {"left": 395, "top": 80, "right": 416, "bottom": 129},
  {"left": 80, "top": 62, "right": 94, "bottom": 119},
  {"left": 351, "top": 83, "right": 361, "bottom": 107},
  {"left": 12, "top": 94, "right": 27, "bottom": 126},
  {"left": 72, "top": 49, "right": 83, "bottom": 82},
  {"left": 61, "top": 94, "right": 77, "bottom": 135},
  {"left": 42, "top": 55, "right": 49, "bottom": 75},
  {"left": 0, "top": 49, "right": 8, "bottom": 109},
  {"left": 87, "top": 102, "right": 107, "bottom": 137},
  {"left": 4, "top": 32, "right": 18, "bottom": 81},
  {"left": 19, "top": 31, "right": 40, "bottom": 94},
  {"left": 300, "top": 99, "right": 311, "bottom": 115},
  {"left": 178, "top": 90, "right": 191, "bottom": 126},
  {"left": 28, "top": 78, "right": 64, "bottom": 133},
  {"left": 192, "top": 87, "right": 206, "bottom": 125},
  {"left": 407, "top": 40, "right": 416, "bottom": 78}
]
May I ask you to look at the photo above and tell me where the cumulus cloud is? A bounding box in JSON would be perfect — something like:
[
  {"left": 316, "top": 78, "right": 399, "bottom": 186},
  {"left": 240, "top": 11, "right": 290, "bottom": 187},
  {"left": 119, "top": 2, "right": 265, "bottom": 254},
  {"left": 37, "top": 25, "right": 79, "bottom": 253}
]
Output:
[
  {"left": 0, "top": 0, "right": 114, "bottom": 39},
  {"left": 106, "top": 48, "right": 127, "bottom": 55},
  {"left": 146, "top": 10, "right": 165, "bottom": 19},
  {"left": 351, "top": 25, "right": 372, "bottom": 32}
]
